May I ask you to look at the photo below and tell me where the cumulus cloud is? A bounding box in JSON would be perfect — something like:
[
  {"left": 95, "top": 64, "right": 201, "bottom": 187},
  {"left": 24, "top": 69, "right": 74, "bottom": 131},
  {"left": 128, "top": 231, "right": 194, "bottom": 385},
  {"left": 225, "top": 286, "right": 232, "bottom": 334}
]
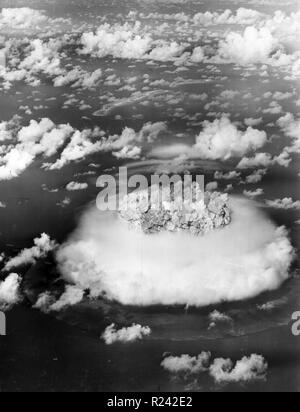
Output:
[
  {"left": 209, "top": 355, "right": 268, "bottom": 384},
  {"left": 264, "top": 10, "right": 300, "bottom": 48},
  {"left": 22, "top": 121, "right": 97, "bottom": 172},
  {"left": 246, "top": 169, "right": 267, "bottom": 184},
  {"left": 19, "top": 39, "right": 63, "bottom": 77},
  {"left": 244, "top": 189, "right": 264, "bottom": 199},
  {"left": 99, "top": 122, "right": 166, "bottom": 161},
  {"left": 1, "top": 36, "right": 103, "bottom": 90},
  {"left": 34, "top": 285, "right": 84, "bottom": 313},
  {"left": 102, "top": 323, "right": 151, "bottom": 344},
  {"left": 257, "top": 297, "right": 287, "bottom": 311},
  {"left": 0, "top": 148, "right": 34, "bottom": 181},
  {"left": 0, "top": 118, "right": 73, "bottom": 180},
  {"left": 237, "top": 153, "right": 273, "bottom": 169},
  {"left": 113, "top": 146, "right": 142, "bottom": 160},
  {"left": 17, "top": 118, "right": 54, "bottom": 143},
  {"left": 4, "top": 233, "right": 57, "bottom": 271},
  {"left": 107, "top": 122, "right": 166, "bottom": 150},
  {"left": 73, "top": 12, "right": 300, "bottom": 71},
  {"left": 33, "top": 292, "right": 55, "bottom": 313},
  {"left": 0, "top": 273, "right": 21, "bottom": 310},
  {"left": 204, "top": 11, "right": 300, "bottom": 72},
  {"left": 193, "top": 116, "right": 267, "bottom": 161},
  {"left": 217, "top": 27, "right": 278, "bottom": 65},
  {"left": 214, "top": 171, "right": 241, "bottom": 180},
  {"left": 49, "top": 285, "right": 84, "bottom": 312},
  {"left": 81, "top": 19, "right": 283, "bottom": 67},
  {"left": 208, "top": 310, "right": 232, "bottom": 329},
  {"left": 161, "top": 352, "right": 211, "bottom": 375},
  {"left": 190, "top": 47, "right": 205, "bottom": 63},
  {"left": 0, "top": 121, "right": 13, "bottom": 141},
  {"left": 265, "top": 198, "right": 300, "bottom": 210},
  {"left": 161, "top": 352, "right": 268, "bottom": 386},
  {"left": 193, "top": 8, "right": 263, "bottom": 26},
  {"left": 1, "top": 9, "right": 299, "bottom": 92},
  {"left": 0, "top": 8, "right": 48, "bottom": 30},
  {"left": 53, "top": 68, "right": 102, "bottom": 89},
  {"left": 66, "top": 182, "right": 88, "bottom": 191},
  {"left": 46, "top": 122, "right": 165, "bottom": 169},
  {"left": 245, "top": 118, "right": 263, "bottom": 127},
  {"left": 148, "top": 41, "right": 185, "bottom": 62},
  {"left": 277, "top": 113, "right": 300, "bottom": 153},
  {"left": 56, "top": 197, "right": 295, "bottom": 307},
  {"left": 80, "top": 22, "right": 186, "bottom": 62},
  {"left": 237, "top": 151, "right": 291, "bottom": 169},
  {"left": 0, "top": 117, "right": 164, "bottom": 177},
  {"left": 137, "top": 8, "right": 262, "bottom": 26},
  {"left": 81, "top": 22, "right": 151, "bottom": 59}
]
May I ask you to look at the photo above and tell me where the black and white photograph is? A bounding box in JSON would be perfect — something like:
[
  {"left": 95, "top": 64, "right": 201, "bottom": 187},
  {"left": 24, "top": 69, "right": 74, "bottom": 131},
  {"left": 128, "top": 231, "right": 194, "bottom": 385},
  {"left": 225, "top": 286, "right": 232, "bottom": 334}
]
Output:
[{"left": 0, "top": 0, "right": 299, "bottom": 395}]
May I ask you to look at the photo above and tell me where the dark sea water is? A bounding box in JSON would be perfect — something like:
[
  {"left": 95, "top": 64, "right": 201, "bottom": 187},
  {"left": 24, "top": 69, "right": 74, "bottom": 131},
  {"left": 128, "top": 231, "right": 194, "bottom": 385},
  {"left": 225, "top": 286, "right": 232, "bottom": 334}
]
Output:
[{"left": 1, "top": 305, "right": 299, "bottom": 392}]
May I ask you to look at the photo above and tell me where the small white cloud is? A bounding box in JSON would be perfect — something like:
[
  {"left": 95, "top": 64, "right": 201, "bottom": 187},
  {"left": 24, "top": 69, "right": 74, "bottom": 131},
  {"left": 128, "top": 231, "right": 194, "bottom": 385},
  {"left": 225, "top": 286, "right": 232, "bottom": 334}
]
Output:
[
  {"left": 33, "top": 291, "right": 56, "bottom": 313},
  {"left": 214, "top": 171, "right": 241, "bottom": 180},
  {"left": 190, "top": 46, "right": 205, "bottom": 63},
  {"left": 49, "top": 285, "right": 84, "bottom": 312},
  {"left": 5, "top": 233, "right": 57, "bottom": 271},
  {"left": 161, "top": 352, "right": 268, "bottom": 386},
  {"left": 161, "top": 352, "right": 211, "bottom": 375},
  {"left": 237, "top": 153, "right": 273, "bottom": 169},
  {"left": 57, "top": 197, "right": 71, "bottom": 208},
  {"left": 209, "top": 354, "right": 268, "bottom": 384},
  {"left": 0, "top": 273, "right": 21, "bottom": 310},
  {"left": 102, "top": 323, "right": 151, "bottom": 345},
  {"left": 238, "top": 151, "right": 291, "bottom": 169},
  {"left": 277, "top": 113, "right": 300, "bottom": 154},
  {"left": 34, "top": 285, "right": 84, "bottom": 313},
  {"left": 246, "top": 169, "right": 267, "bottom": 184},
  {"left": 193, "top": 8, "right": 262, "bottom": 27},
  {"left": 244, "top": 189, "right": 264, "bottom": 199},
  {"left": 66, "top": 181, "right": 88, "bottom": 191},
  {"left": 148, "top": 41, "right": 185, "bottom": 62},
  {"left": 54, "top": 68, "right": 102, "bottom": 89},
  {"left": 244, "top": 118, "right": 263, "bottom": 127},
  {"left": 113, "top": 145, "right": 141, "bottom": 159},
  {"left": 257, "top": 297, "right": 287, "bottom": 311},
  {"left": 265, "top": 197, "right": 300, "bottom": 210},
  {"left": 208, "top": 310, "right": 232, "bottom": 329}
]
